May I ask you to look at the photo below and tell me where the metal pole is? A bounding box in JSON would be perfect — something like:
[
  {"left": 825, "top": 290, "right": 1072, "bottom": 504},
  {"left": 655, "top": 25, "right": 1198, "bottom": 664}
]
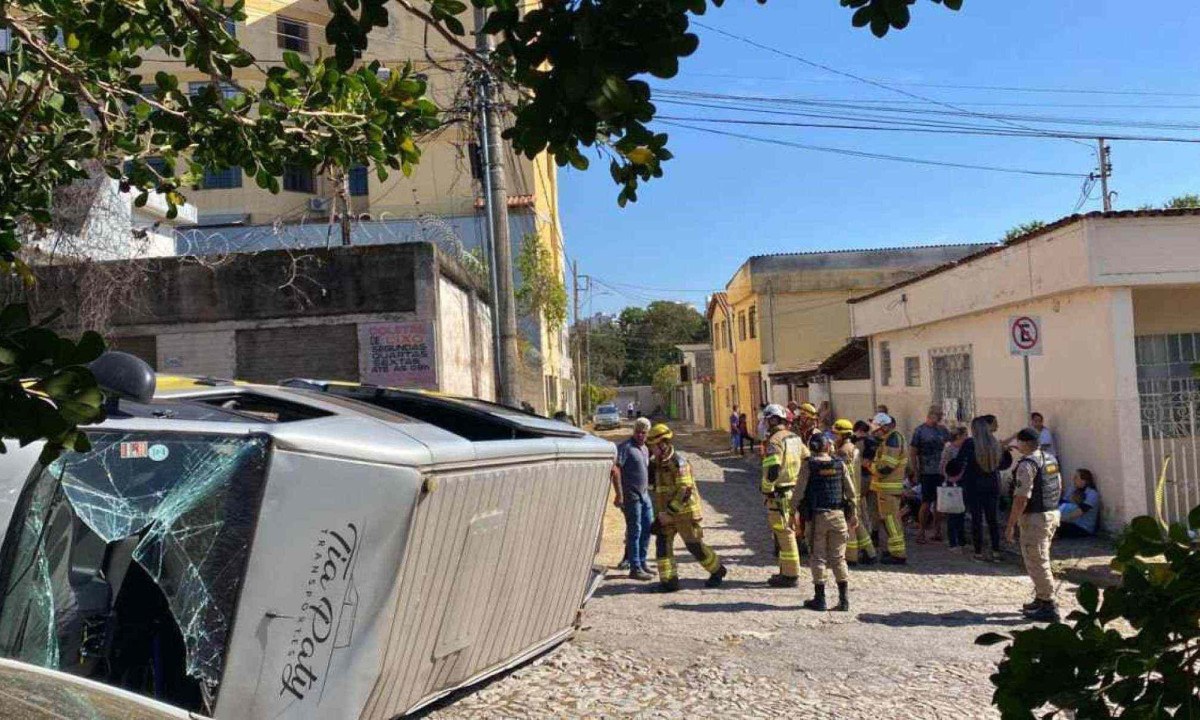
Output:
[
  {"left": 572, "top": 260, "right": 582, "bottom": 420},
  {"left": 338, "top": 171, "right": 352, "bottom": 246},
  {"left": 475, "top": 8, "right": 520, "bottom": 407},
  {"left": 476, "top": 103, "right": 502, "bottom": 398},
  {"left": 1098, "top": 138, "right": 1112, "bottom": 212},
  {"left": 1023, "top": 354, "right": 1032, "bottom": 420}
]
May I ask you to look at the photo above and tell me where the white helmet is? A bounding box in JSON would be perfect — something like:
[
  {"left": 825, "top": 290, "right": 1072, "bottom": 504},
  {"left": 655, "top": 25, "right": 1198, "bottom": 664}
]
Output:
[{"left": 763, "top": 403, "right": 788, "bottom": 422}]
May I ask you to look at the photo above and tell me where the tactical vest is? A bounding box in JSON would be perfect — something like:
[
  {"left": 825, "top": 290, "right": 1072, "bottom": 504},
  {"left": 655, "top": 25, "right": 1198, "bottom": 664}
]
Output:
[
  {"left": 1021, "top": 451, "right": 1063, "bottom": 514},
  {"left": 804, "top": 456, "right": 846, "bottom": 512}
]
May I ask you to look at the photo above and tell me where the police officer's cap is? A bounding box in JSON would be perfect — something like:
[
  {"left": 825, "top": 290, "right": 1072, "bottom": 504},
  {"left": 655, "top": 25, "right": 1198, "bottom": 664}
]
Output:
[{"left": 807, "top": 434, "right": 830, "bottom": 454}]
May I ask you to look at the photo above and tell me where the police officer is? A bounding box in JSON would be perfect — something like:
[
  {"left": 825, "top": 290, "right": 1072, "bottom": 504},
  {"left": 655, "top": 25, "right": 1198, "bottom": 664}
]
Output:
[
  {"left": 866, "top": 412, "right": 908, "bottom": 565},
  {"left": 760, "top": 403, "right": 806, "bottom": 587},
  {"left": 646, "top": 423, "right": 728, "bottom": 592},
  {"left": 834, "top": 419, "right": 876, "bottom": 566},
  {"left": 1005, "top": 427, "right": 1063, "bottom": 622},
  {"left": 796, "top": 433, "right": 858, "bottom": 611}
]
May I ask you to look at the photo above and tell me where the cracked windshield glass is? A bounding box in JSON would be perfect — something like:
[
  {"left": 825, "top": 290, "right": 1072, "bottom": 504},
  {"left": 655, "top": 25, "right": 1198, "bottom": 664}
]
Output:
[{"left": 0, "top": 432, "right": 270, "bottom": 714}]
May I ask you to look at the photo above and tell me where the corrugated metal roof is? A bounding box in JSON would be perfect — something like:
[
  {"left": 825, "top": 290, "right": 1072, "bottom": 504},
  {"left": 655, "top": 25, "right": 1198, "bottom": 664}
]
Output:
[
  {"left": 847, "top": 208, "right": 1200, "bottom": 305},
  {"left": 749, "top": 242, "right": 986, "bottom": 260}
]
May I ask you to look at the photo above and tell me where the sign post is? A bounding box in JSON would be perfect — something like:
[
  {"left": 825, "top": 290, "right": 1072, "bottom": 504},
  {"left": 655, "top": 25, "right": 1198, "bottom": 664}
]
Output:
[{"left": 1008, "top": 315, "right": 1043, "bottom": 419}]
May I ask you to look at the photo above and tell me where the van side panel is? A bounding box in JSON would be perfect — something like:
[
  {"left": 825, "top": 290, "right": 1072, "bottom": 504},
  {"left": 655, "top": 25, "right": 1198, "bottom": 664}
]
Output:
[{"left": 361, "top": 456, "right": 611, "bottom": 718}]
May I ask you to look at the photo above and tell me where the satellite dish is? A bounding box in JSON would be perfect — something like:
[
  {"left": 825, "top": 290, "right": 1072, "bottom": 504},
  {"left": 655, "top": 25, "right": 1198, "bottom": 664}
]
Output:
[{"left": 89, "top": 351, "right": 156, "bottom": 404}]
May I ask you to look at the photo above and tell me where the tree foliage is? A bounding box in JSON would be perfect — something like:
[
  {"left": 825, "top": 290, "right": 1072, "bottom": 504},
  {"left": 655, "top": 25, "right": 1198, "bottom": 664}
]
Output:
[
  {"left": 619, "top": 301, "right": 708, "bottom": 385},
  {"left": 0, "top": 0, "right": 957, "bottom": 454},
  {"left": 1162, "top": 194, "right": 1200, "bottom": 209},
  {"left": 1002, "top": 220, "right": 1046, "bottom": 243},
  {"left": 651, "top": 363, "right": 679, "bottom": 406},
  {"left": 514, "top": 234, "right": 568, "bottom": 332},
  {"left": 977, "top": 504, "right": 1200, "bottom": 718}
]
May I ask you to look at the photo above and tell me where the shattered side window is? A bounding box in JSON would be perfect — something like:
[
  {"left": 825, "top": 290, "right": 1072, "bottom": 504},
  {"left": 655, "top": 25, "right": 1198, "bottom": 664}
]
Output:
[{"left": 0, "top": 432, "right": 270, "bottom": 710}]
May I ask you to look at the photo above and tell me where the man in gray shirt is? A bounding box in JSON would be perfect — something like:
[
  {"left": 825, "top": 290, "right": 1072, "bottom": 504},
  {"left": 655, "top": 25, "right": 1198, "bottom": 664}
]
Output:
[
  {"left": 611, "top": 418, "right": 655, "bottom": 580},
  {"left": 910, "top": 405, "right": 950, "bottom": 544}
]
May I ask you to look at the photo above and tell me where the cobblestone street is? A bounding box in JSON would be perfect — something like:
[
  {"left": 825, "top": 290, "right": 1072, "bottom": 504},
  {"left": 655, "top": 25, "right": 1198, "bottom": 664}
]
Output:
[{"left": 426, "top": 423, "right": 1112, "bottom": 719}]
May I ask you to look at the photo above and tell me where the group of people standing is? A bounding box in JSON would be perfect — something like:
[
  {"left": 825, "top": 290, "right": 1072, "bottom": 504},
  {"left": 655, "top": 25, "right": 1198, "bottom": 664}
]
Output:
[{"left": 609, "top": 403, "right": 1095, "bottom": 624}]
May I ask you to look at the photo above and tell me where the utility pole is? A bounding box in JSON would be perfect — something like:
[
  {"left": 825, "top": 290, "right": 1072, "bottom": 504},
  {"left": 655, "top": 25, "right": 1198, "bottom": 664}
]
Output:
[
  {"left": 583, "top": 275, "right": 592, "bottom": 416},
  {"left": 474, "top": 9, "right": 520, "bottom": 407},
  {"left": 572, "top": 260, "right": 582, "bottom": 421},
  {"left": 1097, "top": 138, "right": 1112, "bottom": 211},
  {"left": 337, "top": 170, "right": 352, "bottom": 246}
]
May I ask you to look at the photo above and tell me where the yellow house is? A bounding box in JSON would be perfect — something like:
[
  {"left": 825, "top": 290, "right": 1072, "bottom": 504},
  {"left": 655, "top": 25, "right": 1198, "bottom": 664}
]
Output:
[
  {"left": 710, "top": 245, "right": 986, "bottom": 434},
  {"left": 136, "top": 1, "right": 573, "bottom": 414}
]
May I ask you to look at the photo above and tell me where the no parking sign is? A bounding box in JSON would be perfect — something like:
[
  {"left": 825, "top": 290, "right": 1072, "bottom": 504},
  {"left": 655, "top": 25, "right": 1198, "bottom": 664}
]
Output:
[{"left": 1008, "top": 315, "right": 1043, "bottom": 356}]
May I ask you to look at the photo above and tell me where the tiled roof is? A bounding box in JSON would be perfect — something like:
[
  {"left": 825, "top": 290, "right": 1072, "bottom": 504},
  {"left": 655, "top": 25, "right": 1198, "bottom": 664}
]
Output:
[{"left": 847, "top": 208, "right": 1200, "bottom": 305}]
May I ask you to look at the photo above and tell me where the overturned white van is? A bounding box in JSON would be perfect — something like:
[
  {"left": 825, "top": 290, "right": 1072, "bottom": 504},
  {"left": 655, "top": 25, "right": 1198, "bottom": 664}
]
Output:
[{"left": 0, "top": 364, "right": 613, "bottom": 718}]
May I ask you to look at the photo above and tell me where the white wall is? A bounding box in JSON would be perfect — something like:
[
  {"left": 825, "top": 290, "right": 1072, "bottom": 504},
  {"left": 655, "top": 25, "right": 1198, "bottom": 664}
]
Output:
[{"left": 871, "top": 287, "right": 1146, "bottom": 527}]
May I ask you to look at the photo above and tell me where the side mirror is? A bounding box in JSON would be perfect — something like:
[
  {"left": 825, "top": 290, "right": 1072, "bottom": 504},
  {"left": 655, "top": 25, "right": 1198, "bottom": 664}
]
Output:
[{"left": 89, "top": 351, "right": 156, "bottom": 405}]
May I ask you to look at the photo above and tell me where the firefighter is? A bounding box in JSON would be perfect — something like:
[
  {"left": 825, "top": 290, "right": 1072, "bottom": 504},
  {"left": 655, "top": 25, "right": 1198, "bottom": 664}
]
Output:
[
  {"left": 795, "top": 433, "right": 858, "bottom": 611},
  {"left": 792, "top": 402, "right": 820, "bottom": 440},
  {"left": 1005, "top": 427, "right": 1064, "bottom": 622},
  {"left": 866, "top": 412, "right": 908, "bottom": 564},
  {"left": 646, "top": 423, "right": 728, "bottom": 592},
  {"left": 834, "top": 418, "right": 876, "bottom": 565},
  {"left": 760, "top": 403, "right": 806, "bottom": 588}
]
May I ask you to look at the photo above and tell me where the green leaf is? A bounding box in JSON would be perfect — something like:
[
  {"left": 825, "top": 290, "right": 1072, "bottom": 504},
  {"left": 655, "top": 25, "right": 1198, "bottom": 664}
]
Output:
[
  {"left": 975, "top": 632, "right": 1009, "bottom": 646},
  {"left": 1187, "top": 503, "right": 1200, "bottom": 530},
  {"left": 1077, "top": 582, "right": 1099, "bottom": 613}
]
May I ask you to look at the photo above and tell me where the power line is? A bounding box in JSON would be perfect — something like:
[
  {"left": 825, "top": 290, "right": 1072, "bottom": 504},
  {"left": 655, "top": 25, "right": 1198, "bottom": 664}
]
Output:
[
  {"left": 675, "top": 71, "right": 1200, "bottom": 99},
  {"left": 659, "top": 121, "right": 1090, "bottom": 178},
  {"left": 657, "top": 113, "right": 1200, "bottom": 144},
  {"left": 692, "top": 20, "right": 1095, "bottom": 149}
]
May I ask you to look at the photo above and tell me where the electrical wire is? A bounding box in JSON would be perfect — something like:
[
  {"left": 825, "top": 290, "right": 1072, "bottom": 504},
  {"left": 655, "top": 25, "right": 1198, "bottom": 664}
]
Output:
[
  {"left": 658, "top": 120, "right": 1089, "bottom": 178},
  {"left": 692, "top": 20, "right": 1095, "bottom": 149}
]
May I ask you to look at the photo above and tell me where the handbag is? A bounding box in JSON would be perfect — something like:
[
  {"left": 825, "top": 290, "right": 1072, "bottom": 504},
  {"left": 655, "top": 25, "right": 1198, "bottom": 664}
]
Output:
[{"left": 937, "top": 484, "right": 966, "bottom": 514}]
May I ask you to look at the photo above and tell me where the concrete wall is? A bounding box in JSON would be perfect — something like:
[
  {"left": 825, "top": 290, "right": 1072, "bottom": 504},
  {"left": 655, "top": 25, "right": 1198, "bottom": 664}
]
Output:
[
  {"left": 1133, "top": 287, "right": 1200, "bottom": 334},
  {"left": 613, "top": 386, "right": 656, "bottom": 418},
  {"left": 829, "top": 378, "right": 874, "bottom": 424},
  {"left": 438, "top": 277, "right": 476, "bottom": 397},
  {"left": 869, "top": 287, "right": 1145, "bottom": 527}
]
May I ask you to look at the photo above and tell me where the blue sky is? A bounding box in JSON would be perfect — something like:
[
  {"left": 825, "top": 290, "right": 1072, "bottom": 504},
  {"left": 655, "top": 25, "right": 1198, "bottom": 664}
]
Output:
[{"left": 558, "top": 0, "right": 1200, "bottom": 315}]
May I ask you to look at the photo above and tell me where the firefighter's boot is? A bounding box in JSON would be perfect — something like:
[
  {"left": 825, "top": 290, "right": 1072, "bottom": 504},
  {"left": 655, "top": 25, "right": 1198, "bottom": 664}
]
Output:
[
  {"left": 767, "top": 573, "right": 799, "bottom": 588},
  {"left": 705, "top": 564, "right": 728, "bottom": 588}
]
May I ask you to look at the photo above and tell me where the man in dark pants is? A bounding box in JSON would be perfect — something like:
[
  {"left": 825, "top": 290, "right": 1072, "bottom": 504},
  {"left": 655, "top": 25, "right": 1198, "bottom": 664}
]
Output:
[{"left": 610, "top": 418, "right": 655, "bottom": 579}]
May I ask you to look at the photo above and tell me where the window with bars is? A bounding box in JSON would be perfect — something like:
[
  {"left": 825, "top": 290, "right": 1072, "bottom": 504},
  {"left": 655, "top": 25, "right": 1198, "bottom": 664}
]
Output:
[
  {"left": 748, "top": 306, "right": 757, "bottom": 339},
  {"left": 930, "top": 347, "right": 974, "bottom": 423},
  {"left": 201, "top": 167, "right": 242, "bottom": 189},
  {"left": 1135, "top": 332, "right": 1200, "bottom": 438},
  {"left": 348, "top": 165, "right": 369, "bottom": 196},
  {"left": 738, "top": 312, "right": 747, "bottom": 342},
  {"left": 277, "top": 17, "right": 309, "bottom": 53},
  {"left": 879, "top": 341, "right": 892, "bottom": 386},
  {"left": 904, "top": 356, "right": 921, "bottom": 387},
  {"left": 282, "top": 165, "right": 315, "bottom": 193}
]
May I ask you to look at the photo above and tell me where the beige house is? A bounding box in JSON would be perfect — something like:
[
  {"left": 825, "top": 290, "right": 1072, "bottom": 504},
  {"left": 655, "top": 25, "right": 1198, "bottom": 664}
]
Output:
[{"left": 849, "top": 209, "right": 1200, "bottom": 528}]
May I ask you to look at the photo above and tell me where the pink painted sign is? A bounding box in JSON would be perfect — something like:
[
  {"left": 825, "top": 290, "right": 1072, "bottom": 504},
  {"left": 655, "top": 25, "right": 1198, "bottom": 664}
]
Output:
[{"left": 359, "top": 321, "right": 436, "bottom": 388}]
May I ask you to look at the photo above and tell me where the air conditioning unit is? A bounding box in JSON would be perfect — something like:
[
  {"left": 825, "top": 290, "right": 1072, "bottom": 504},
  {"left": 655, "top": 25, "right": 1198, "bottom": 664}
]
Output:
[{"left": 307, "top": 197, "right": 331, "bottom": 213}]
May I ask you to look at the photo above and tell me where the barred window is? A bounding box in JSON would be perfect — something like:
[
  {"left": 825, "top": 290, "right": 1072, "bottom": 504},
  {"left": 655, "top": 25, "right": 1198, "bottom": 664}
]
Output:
[
  {"left": 904, "top": 356, "right": 921, "bottom": 387},
  {"left": 283, "top": 165, "right": 315, "bottom": 193},
  {"left": 879, "top": 341, "right": 892, "bottom": 387},
  {"left": 1136, "top": 333, "right": 1200, "bottom": 438},
  {"left": 348, "top": 165, "right": 369, "bottom": 196},
  {"left": 748, "top": 306, "right": 757, "bottom": 339},
  {"left": 201, "top": 167, "right": 242, "bottom": 189}
]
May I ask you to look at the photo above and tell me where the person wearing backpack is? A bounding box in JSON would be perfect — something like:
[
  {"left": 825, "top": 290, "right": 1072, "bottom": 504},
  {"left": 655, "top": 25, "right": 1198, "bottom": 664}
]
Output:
[{"left": 1005, "top": 428, "right": 1064, "bottom": 623}]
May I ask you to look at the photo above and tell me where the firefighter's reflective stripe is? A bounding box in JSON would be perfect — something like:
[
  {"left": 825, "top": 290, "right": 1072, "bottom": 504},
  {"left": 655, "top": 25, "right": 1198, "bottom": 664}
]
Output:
[
  {"left": 762, "top": 455, "right": 781, "bottom": 468},
  {"left": 871, "top": 430, "right": 907, "bottom": 496},
  {"left": 657, "top": 556, "right": 677, "bottom": 581},
  {"left": 876, "top": 493, "right": 907, "bottom": 559}
]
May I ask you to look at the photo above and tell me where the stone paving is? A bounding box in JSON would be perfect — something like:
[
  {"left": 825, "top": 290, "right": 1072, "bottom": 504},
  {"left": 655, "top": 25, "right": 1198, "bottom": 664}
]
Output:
[{"left": 424, "top": 423, "right": 1112, "bottom": 719}]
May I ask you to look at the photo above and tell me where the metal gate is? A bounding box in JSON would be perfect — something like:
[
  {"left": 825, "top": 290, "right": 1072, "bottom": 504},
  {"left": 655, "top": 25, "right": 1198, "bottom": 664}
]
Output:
[
  {"left": 930, "top": 346, "right": 975, "bottom": 424},
  {"left": 1136, "top": 332, "right": 1200, "bottom": 525}
]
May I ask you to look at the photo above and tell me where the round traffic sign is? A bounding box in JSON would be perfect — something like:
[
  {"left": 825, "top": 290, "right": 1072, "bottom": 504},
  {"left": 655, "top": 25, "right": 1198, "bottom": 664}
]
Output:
[{"left": 1011, "top": 316, "right": 1039, "bottom": 350}]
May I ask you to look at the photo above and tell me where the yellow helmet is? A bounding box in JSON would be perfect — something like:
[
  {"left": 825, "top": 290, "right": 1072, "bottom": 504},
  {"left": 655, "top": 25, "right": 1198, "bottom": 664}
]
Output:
[
  {"left": 646, "top": 423, "right": 673, "bottom": 446},
  {"left": 799, "top": 402, "right": 818, "bottom": 418},
  {"left": 833, "top": 418, "right": 854, "bottom": 435}
]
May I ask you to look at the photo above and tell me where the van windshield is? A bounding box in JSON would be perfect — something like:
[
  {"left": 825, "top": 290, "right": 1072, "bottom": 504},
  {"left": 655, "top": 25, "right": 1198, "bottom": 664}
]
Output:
[{"left": 0, "top": 432, "right": 270, "bottom": 715}]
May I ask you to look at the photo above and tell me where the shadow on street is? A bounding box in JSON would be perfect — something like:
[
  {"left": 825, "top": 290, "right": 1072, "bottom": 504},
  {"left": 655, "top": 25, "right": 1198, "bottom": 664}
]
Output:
[{"left": 857, "top": 610, "right": 1030, "bottom": 628}]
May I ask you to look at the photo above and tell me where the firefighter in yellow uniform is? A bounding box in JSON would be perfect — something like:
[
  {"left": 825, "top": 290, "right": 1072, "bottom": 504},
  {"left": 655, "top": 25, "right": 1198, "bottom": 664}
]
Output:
[
  {"left": 834, "top": 419, "right": 877, "bottom": 565},
  {"left": 866, "top": 412, "right": 908, "bottom": 564},
  {"left": 760, "top": 404, "right": 806, "bottom": 588},
  {"left": 646, "top": 424, "right": 728, "bottom": 592},
  {"left": 795, "top": 433, "right": 858, "bottom": 611}
]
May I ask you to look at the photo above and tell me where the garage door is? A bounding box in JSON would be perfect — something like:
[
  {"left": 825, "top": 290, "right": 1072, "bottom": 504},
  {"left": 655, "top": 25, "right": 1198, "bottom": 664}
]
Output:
[{"left": 235, "top": 324, "right": 359, "bottom": 384}]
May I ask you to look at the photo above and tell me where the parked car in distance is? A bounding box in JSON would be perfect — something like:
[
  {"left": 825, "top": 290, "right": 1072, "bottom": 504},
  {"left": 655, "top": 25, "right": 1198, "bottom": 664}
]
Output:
[{"left": 593, "top": 403, "right": 622, "bottom": 430}]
